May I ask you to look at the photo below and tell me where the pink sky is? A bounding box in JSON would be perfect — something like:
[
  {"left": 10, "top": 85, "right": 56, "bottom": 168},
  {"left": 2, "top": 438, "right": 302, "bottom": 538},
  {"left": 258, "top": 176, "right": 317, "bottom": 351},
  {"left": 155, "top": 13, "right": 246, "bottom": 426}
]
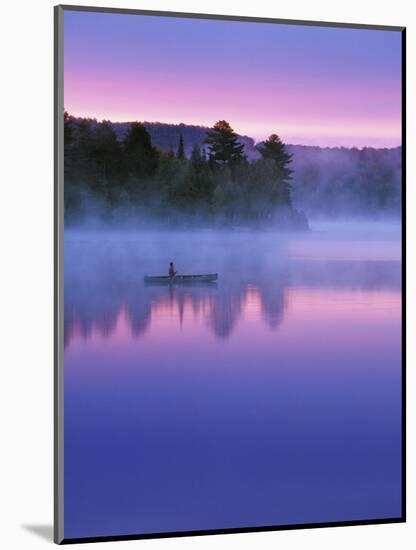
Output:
[{"left": 64, "top": 11, "right": 403, "bottom": 147}]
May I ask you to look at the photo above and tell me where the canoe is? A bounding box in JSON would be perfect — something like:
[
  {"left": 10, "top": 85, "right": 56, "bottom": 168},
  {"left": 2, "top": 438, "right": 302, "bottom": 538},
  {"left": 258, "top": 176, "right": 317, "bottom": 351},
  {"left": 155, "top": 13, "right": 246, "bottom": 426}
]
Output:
[{"left": 144, "top": 273, "right": 218, "bottom": 284}]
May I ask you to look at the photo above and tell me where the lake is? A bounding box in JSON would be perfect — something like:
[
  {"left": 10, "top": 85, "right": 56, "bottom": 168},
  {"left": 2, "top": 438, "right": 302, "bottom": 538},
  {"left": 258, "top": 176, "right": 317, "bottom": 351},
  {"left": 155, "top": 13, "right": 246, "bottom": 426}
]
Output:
[{"left": 63, "top": 220, "right": 402, "bottom": 538}]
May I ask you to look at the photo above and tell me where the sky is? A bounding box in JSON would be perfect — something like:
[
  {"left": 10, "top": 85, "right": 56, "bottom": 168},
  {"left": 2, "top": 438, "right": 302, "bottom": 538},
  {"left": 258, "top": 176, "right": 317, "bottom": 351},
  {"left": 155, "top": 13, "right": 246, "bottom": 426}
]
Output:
[{"left": 64, "top": 10, "right": 402, "bottom": 148}]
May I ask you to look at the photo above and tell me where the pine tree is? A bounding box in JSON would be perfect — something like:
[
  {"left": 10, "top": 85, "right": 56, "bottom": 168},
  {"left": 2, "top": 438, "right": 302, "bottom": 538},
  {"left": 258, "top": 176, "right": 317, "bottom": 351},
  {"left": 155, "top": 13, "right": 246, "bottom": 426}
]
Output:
[
  {"left": 90, "top": 120, "right": 125, "bottom": 192},
  {"left": 257, "top": 134, "right": 293, "bottom": 179},
  {"left": 257, "top": 134, "right": 293, "bottom": 205},
  {"left": 176, "top": 134, "right": 185, "bottom": 160},
  {"left": 205, "top": 120, "right": 245, "bottom": 165},
  {"left": 123, "top": 122, "right": 158, "bottom": 179}
]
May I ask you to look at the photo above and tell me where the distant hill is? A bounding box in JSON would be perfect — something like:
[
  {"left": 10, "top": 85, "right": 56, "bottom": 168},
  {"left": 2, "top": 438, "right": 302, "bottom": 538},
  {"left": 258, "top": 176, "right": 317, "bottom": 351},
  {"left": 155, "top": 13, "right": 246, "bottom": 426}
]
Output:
[
  {"left": 68, "top": 115, "right": 401, "bottom": 162},
  {"left": 69, "top": 117, "right": 259, "bottom": 159},
  {"left": 114, "top": 121, "right": 260, "bottom": 159}
]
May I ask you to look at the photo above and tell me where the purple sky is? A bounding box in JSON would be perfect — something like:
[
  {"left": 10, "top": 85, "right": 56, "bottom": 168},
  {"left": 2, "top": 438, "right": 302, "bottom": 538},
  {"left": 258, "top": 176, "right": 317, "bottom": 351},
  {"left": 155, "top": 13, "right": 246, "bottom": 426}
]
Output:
[{"left": 64, "top": 11, "right": 402, "bottom": 147}]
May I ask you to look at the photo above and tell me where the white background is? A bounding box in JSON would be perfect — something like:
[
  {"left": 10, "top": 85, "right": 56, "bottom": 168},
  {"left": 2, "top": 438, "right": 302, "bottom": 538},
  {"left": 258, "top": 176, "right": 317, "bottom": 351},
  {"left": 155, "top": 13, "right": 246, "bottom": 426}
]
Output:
[{"left": 0, "top": 0, "right": 413, "bottom": 548}]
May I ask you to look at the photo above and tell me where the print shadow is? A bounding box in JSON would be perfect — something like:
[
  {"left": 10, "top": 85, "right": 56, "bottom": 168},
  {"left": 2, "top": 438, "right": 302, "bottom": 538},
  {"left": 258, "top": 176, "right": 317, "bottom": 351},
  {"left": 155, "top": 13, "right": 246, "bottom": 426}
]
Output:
[{"left": 22, "top": 524, "right": 53, "bottom": 543}]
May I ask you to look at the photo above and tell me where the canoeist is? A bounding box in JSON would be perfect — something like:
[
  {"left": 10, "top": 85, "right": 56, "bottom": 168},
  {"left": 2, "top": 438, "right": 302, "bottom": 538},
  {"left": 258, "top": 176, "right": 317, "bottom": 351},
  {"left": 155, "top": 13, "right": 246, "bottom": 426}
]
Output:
[{"left": 168, "top": 262, "right": 177, "bottom": 278}]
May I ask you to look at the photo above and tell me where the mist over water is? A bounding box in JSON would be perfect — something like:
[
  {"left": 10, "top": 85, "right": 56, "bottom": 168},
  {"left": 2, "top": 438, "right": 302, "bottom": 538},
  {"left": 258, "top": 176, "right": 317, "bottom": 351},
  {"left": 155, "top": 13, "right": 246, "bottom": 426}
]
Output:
[
  {"left": 64, "top": 219, "right": 400, "bottom": 341},
  {"left": 64, "top": 218, "right": 402, "bottom": 538}
]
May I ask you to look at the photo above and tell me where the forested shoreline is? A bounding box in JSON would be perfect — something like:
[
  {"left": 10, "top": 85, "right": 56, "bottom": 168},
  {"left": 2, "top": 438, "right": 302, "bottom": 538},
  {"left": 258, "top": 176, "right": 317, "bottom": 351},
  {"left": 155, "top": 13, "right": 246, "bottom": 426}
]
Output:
[
  {"left": 64, "top": 114, "right": 308, "bottom": 229},
  {"left": 64, "top": 113, "right": 401, "bottom": 228}
]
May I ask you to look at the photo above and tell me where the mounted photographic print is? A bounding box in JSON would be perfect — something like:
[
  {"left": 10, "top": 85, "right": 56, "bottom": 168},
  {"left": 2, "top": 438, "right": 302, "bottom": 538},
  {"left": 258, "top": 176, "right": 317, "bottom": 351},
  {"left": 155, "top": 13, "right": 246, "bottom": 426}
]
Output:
[{"left": 54, "top": 5, "right": 405, "bottom": 544}]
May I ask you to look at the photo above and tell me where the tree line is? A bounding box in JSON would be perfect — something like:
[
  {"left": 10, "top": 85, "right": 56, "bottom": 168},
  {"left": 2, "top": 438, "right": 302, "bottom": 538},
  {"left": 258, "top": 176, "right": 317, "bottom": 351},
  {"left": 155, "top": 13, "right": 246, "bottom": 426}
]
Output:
[{"left": 64, "top": 113, "right": 307, "bottom": 228}]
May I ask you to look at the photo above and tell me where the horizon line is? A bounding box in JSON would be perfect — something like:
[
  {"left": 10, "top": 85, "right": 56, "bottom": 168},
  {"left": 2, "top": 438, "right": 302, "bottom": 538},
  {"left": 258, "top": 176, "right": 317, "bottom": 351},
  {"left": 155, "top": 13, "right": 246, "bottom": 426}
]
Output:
[{"left": 65, "top": 112, "right": 402, "bottom": 151}]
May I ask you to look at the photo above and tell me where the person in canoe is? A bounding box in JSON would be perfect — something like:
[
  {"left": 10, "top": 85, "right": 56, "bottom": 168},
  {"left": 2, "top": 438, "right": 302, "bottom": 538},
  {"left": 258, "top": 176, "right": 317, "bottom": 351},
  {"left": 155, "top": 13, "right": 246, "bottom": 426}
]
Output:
[{"left": 168, "top": 262, "right": 177, "bottom": 278}]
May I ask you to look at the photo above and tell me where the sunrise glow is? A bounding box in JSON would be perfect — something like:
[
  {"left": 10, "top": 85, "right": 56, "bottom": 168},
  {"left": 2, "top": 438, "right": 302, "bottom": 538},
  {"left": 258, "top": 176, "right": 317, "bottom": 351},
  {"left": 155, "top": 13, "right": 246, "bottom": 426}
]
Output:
[{"left": 64, "top": 11, "right": 402, "bottom": 148}]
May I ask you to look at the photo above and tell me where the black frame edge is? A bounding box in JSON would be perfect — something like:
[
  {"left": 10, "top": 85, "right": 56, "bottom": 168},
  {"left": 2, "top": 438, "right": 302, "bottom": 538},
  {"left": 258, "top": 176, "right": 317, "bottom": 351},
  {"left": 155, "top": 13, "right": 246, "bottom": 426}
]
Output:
[
  {"left": 59, "top": 517, "right": 405, "bottom": 545},
  {"left": 401, "top": 26, "right": 406, "bottom": 523}
]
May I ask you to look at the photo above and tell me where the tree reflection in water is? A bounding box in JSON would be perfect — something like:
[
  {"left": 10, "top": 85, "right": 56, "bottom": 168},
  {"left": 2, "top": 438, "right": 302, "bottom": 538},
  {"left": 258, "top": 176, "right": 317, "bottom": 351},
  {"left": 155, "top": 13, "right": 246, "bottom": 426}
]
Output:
[{"left": 64, "top": 256, "right": 399, "bottom": 348}]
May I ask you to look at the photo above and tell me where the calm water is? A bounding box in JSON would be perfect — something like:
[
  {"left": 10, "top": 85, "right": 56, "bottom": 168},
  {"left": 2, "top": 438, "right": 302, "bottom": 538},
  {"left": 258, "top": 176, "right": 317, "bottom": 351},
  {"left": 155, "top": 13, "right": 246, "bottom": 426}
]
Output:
[{"left": 63, "top": 221, "right": 402, "bottom": 538}]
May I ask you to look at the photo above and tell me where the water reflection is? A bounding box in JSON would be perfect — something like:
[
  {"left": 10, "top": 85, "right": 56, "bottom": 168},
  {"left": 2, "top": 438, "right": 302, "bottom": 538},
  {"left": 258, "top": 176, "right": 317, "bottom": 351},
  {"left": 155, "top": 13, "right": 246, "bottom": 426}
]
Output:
[
  {"left": 64, "top": 258, "right": 400, "bottom": 348},
  {"left": 63, "top": 227, "right": 402, "bottom": 537},
  {"left": 65, "top": 278, "right": 288, "bottom": 346}
]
